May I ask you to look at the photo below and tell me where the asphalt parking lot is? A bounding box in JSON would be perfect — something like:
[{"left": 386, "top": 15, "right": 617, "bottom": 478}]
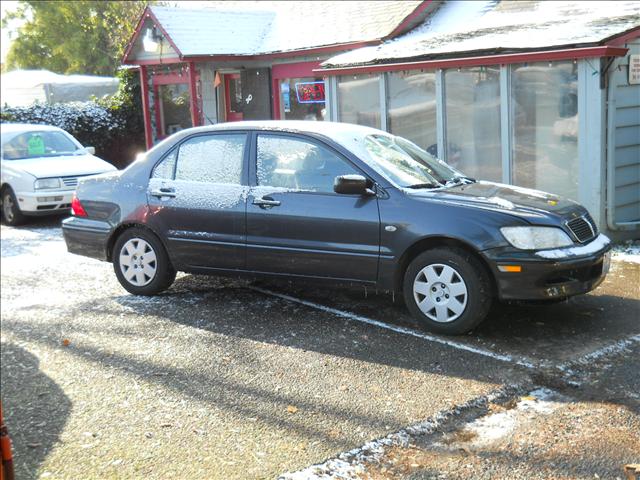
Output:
[{"left": 1, "top": 218, "right": 639, "bottom": 479}]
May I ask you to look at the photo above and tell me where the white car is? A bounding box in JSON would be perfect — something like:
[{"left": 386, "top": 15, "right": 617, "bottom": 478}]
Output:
[{"left": 1, "top": 123, "right": 117, "bottom": 225}]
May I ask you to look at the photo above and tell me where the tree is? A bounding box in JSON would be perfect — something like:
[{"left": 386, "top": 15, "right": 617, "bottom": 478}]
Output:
[{"left": 3, "top": 1, "right": 147, "bottom": 76}]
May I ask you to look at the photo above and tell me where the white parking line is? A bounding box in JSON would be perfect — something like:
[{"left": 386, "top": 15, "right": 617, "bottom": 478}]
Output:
[
  {"left": 557, "top": 333, "right": 640, "bottom": 374},
  {"left": 250, "top": 286, "right": 539, "bottom": 370}
]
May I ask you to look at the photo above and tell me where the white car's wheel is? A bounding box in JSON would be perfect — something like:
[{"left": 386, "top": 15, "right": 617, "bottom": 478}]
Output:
[{"left": 1, "top": 187, "right": 27, "bottom": 226}]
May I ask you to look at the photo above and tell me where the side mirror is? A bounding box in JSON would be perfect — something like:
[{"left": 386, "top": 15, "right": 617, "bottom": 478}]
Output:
[
  {"left": 85, "top": 146, "right": 96, "bottom": 155},
  {"left": 334, "top": 174, "right": 374, "bottom": 195}
]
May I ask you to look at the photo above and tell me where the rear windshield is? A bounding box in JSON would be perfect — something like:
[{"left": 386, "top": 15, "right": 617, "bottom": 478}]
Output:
[{"left": 2, "top": 130, "right": 80, "bottom": 160}]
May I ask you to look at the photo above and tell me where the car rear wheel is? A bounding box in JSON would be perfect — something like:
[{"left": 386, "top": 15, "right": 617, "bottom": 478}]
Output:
[
  {"left": 113, "top": 227, "right": 176, "bottom": 295},
  {"left": 403, "top": 247, "right": 493, "bottom": 335},
  {"left": 1, "top": 187, "right": 27, "bottom": 226}
]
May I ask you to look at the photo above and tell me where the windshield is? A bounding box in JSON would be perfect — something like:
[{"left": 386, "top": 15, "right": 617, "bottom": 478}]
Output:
[
  {"left": 1, "top": 130, "right": 81, "bottom": 160},
  {"left": 363, "top": 134, "right": 473, "bottom": 188}
]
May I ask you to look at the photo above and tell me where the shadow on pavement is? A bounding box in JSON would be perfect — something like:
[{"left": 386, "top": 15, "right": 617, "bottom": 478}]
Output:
[{"left": 0, "top": 343, "right": 71, "bottom": 480}]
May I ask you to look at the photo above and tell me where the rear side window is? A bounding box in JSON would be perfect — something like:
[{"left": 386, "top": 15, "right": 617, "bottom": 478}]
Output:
[
  {"left": 151, "top": 149, "right": 177, "bottom": 179},
  {"left": 175, "top": 134, "right": 246, "bottom": 184},
  {"left": 257, "top": 135, "right": 358, "bottom": 193}
]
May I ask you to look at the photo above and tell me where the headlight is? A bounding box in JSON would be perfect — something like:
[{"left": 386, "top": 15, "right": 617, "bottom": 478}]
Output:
[
  {"left": 34, "top": 178, "right": 62, "bottom": 190},
  {"left": 500, "top": 226, "right": 573, "bottom": 250}
]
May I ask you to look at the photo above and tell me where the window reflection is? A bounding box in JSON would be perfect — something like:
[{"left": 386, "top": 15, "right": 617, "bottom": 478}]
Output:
[
  {"left": 511, "top": 61, "right": 578, "bottom": 199},
  {"left": 444, "top": 67, "right": 502, "bottom": 182},
  {"left": 337, "top": 74, "right": 380, "bottom": 128}
]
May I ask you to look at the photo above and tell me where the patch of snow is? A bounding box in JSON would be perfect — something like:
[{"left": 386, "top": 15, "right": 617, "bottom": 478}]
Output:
[
  {"left": 279, "top": 384, "right": 524, "bottom": 480},
  {"left": 535, "top": 233, "right": 610, "bottom": 259},
  {"left": 251, "top": 286, "right": 539, "bottom": 370},
  {"left": 611, "top": 241, "right": 640, "bottom": 264},
  {"left": 485, "top": 196, "right": 515, "bottom": 210}
]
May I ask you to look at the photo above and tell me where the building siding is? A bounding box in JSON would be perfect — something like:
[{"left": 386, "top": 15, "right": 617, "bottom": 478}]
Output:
[{"left": 608, "top": 37, "right": 640, "bottom": 228}]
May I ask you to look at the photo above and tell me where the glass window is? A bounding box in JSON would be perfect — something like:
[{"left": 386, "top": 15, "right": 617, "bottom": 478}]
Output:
[
  {"left": 511, "top": 61, "right": 578, "bottom": 199},
  {"left": 151, "top": 149, "right": 177, "bottom": 179},
  {"left": 257, "top": 135, "right": 359, "bottom": 193},
  {"left": 2, "top": 130, "right": 80, "bottom": 160},
  {"left": 337, "top": 74, "right": 380, "bottom": 128},
  {"left": 175, "top": 134, "right": 246, "bottom": 184},
  {"left": 387, "top": 71, "right": 437, "bottom": 150},
  {"left": 158, "top": 83, "right": 192, "bottom": 136},
  {"left": 279, "top": 77, "right": 326, "bottom": 121},
  {"left": 444, "top": 67, "right": 502, "bottom": 182}
]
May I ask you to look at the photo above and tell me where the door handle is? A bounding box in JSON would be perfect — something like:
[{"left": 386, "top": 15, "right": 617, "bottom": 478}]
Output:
[
  {"left": 150, "top": 187, "right": 176, "bottom": 198},
  {"left": 252, "top": 197, "right": 281, "bottom": 208}
]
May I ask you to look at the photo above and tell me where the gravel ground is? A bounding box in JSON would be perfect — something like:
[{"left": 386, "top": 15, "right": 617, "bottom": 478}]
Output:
[{"left": 1, "top": 219, "right": 638, "bottom": 479}]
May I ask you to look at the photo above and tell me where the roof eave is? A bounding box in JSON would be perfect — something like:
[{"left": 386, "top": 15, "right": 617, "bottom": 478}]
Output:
[
  {"left": 316, "top": 45, "right": 629, "bottom": 76},
  {"left": 122, "top": 6, "right": 184, "bottom": 65}
]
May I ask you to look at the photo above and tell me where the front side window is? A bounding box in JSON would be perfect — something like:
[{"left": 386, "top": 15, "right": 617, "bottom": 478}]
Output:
[
  {"left": 257, "top": 135, "right": 359, "bottom": 193},
  {"left": 174, "top": 134, "right": 246, "bottom": 184},
  {"left": 2, "top": 130, "right": 80, "bottom": 160}
]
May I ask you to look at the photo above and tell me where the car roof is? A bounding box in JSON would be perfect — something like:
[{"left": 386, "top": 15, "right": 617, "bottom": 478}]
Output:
[
  {"left": 181, "top": 120, "right": 384, "bottom": 138},
  {"left": 0, "top": 123, "right": 65, "bottom": 133}
]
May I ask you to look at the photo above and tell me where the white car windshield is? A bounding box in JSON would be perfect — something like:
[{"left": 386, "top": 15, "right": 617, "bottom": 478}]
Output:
[
  {"left": 2, "top": 130, "right": 81, "bottom": 160},
  {"left": 363, "top": 134, "right": 474, "bottom": 189}
]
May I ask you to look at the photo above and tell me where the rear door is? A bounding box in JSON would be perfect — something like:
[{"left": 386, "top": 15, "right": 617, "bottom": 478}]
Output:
[
  {"left": 246, "top": 133, "right": 380, "bottom": 282},
  {"left": 146, "top": 132, "right": 249, "bottom": 270}
]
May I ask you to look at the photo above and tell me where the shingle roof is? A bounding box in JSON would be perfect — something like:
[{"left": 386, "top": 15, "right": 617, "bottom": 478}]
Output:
[
  {"left": 322, "top": 0, "right": 640, "bottom": 68},
  {"left": 148, "top": 1, "right": 423, "bottom": 57}
]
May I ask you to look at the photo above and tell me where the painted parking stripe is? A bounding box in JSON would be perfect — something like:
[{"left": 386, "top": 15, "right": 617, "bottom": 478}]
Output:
[{"left": 250, "top": 286, "right": 539, "bottom": 369}]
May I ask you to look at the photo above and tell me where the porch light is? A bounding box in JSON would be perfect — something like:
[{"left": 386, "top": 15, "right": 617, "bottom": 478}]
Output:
[{"left": 143, "top": 27, "right": 160, "bottom": 53}]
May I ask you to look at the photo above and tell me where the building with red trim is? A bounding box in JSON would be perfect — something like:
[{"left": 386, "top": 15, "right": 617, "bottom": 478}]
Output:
[{"left": 123, "top": 1, "right": 640, "bottom": 236}]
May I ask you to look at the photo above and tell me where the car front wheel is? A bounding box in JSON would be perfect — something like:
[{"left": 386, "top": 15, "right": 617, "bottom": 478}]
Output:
[
  {"left": 403, "top": 247, "right": 493, "bottom": 335},
  {"left": 1, "top": 187, "right": 27, "bottom": 226},
  {"left": 113, "top": 227, "right": 176, "bottom": 295}
]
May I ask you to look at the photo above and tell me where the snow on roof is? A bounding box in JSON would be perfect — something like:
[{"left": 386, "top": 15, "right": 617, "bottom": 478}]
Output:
[
  {"left": 148, "top": 1, "right": 423, "bottom": 56},
  {"left": 322, "top": 0, "right": 640, "bottom": 68}
]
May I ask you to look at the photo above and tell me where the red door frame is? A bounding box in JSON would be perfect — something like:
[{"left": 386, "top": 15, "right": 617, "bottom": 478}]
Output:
[
  {"left": 150, "top": 67, "right": 200, "bottom": 140},
  {"left": 271, "top": 61, "right": 323, "bottom": 120},
  {"left": 224, "top": 73, "right": 244, "bottom": 122}
]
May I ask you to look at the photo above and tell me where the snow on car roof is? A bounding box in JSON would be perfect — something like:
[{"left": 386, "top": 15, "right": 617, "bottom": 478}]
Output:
[{"left": 323, "top": 0, "right": 640, "bottom": 68}]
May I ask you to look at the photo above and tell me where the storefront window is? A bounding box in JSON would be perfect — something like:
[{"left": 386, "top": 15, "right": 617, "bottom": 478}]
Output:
[
  {"left": 279, "top": 77, "right": 326, "bottom": 121},
  {"left": 444, "top": 67, "right": 502, "bottom": 182},
  {"left": 387, "top": 71, "right": 437, "bottom": 150},
  {"left": 337, "top": 74, "right": 380, "bottom": 128},
  {"left": 511, "top": 61, "right": 578, "bottom": 199},
  {"left": 158, "top": 83, "right": 191, "bottom": 136}
]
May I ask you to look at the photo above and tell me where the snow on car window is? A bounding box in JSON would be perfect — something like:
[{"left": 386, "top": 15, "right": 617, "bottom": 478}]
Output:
[
  {"left": 175, "top": 134, "right": 245, "bottom": 184},
  {"left": 151, "top": 149, "right": 177, "bottom": 179},
  {"left": 257, "top": 135, "right": 358, "bottom": 193}
]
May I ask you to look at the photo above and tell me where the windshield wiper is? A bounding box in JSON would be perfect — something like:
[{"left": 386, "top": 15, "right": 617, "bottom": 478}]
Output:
[{"left": 405, "top": 182, "right": 441, "bottom": 189}]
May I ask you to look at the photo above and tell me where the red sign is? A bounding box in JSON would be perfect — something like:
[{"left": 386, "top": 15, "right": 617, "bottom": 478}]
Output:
[{"left": 295, "top": 81, "right": 325, "bottom": 104}]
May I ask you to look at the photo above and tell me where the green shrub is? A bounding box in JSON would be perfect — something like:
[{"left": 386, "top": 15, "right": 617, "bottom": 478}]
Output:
[{"left": 0, "top": 69, "right": 145, "bottom": 169}]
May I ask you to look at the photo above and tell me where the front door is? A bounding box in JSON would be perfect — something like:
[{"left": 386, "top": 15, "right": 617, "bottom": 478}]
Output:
[
  {"left": 224, "top": 74, "right": 244, "bottom": 122},
  {"left": 146, "top": 132, "right": 249, "bottom": 270},
  {"left": 246, "top": 133, "right": 380, "bottom": 282}
]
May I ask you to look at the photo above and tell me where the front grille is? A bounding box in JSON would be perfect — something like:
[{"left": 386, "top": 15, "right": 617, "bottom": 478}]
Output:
[
  {"left": 61, "top": 176, "right": 79, "bottom": 188},
  {"left": 566, "top": 214, "right": 597, "bottom": 243}
]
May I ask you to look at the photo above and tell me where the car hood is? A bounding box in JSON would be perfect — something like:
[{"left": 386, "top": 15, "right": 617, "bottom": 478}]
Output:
[
  {"left": 408, "top": 181, "right": 584, "bottom": 223},
  {"left": 6, "top": 154, "right": 116, "bottom": 178}
]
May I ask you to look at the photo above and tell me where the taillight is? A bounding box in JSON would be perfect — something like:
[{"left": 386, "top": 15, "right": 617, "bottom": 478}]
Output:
[{"left": 71, "top": 193, "right": 88, "bottom": 217}]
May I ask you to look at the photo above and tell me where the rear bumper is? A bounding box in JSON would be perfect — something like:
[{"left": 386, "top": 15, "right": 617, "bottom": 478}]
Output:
[
  {"left": 15, "top": 190, "right": 74, "bottom": 215},
  {"left": 62, "top": 216, "right": 112, "bottom": 261},
  {"left": 484, "top": 235, "right": 612, "bottom": 301}
]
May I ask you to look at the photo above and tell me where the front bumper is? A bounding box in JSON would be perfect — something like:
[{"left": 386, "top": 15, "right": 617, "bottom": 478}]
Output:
[
  {"left": 483, "top": 234, "right": 612, "bottom": 300},
  {"left": 62, "top": 216, "right": 112, "bottom": 261},
  {"left": 15, "top": 189, "right": 74, "bottom": 216}
]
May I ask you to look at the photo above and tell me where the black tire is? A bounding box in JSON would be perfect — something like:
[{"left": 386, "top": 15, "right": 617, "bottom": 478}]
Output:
[
  {"left": 113, "top": 227, "right": 176, "bottom": 295},
  {"left": 1, "top": 186, "right": 27, "bottom": 226},
  {"left": 403, "top": 247, "right": 493, "bottom": 335}
]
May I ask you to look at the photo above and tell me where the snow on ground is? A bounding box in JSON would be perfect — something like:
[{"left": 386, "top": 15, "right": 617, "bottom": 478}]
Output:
[{"left": 611, "top": 241, "right": 640, "bottom": 264}]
